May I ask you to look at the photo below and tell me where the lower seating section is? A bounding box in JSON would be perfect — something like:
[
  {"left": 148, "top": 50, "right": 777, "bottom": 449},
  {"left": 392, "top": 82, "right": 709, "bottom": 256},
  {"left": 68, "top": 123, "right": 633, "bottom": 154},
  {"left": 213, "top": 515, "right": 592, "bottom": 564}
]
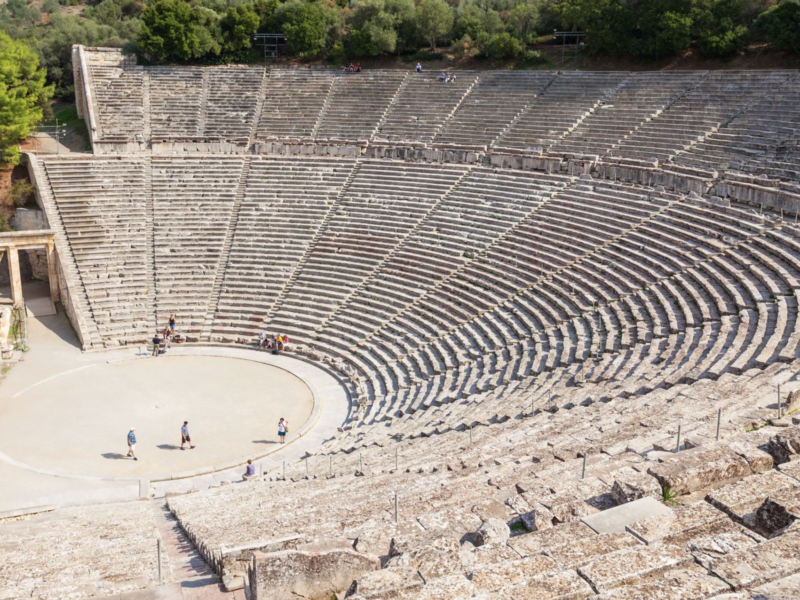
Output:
[
  {"left": 203, "top": 67, "right": 264, "bottom": 143},
  {"left": 152, "top": 156, "right": 245, "bottom": 334},
  {"left": 266, "top": 161, "right": 470, "bottom": 337},
  {"left": 89, "top": 65, "right": 145, "bottom": 140},
  {"left": 614, "top": 71, "right": 791, "bottom": 162},
  {"left": 495, "top": 71, "right": 630, "bottom": 152},
  {"left": 434, "top": 71, "right": 556, "bottom": 148},
  {"left": 257, "top": 70, "right": 334, "bottom": 139},
  {"left": 43, "top": 157, "right": 148, "bottom": 346},
  {"left": 212, "top": 157, "right": 356, "bottom": 339},
  {"left": 149, "top": 67, "right": 204, "bottom": 140},
  {"left": 0, "top": 501, "right": 163, "bottom": 599},
  {"left": 317, "top": 72, "right": 408, "bottom": 141},
  {"left": 166, "top": 360, "right": 800, "bottom": 599},
  {"left": 376, "top": 72, "right": 479, "bottom": 143}
]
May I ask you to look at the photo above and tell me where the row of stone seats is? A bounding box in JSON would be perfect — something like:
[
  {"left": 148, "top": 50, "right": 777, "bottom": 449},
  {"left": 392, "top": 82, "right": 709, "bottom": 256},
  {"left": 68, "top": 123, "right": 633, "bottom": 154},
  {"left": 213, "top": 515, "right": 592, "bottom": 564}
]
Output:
[
  {"left": 0, "top": 500, "right": 162, "bottom": 599},
  {"left": 42, "top": 157, "right": 149, "bottom": 346},
  {"left": 257, "top": 70, "right": 335, "bottom": 140},
  {"left": 494, "top": 71, "right": 631, "bottom": 152},
  {"left": 375, "top": 72, "right": 480, "bottom": 144},
  {"left": 166, "top": 364, "right": 800, "bottom": 598},
  {"left": 550, "top": 71, "right": 708, "bottom": 157},
  {"left": 89, "top": 65, "right": 145, "bottom": 140},
  {"left": 152, "top": 156, "right": 246, "bottom": 334},
  {"left": 613, "top": 71, "right": 794, "bottom": 163},
  {"left": 315, "top": 168, "right": 575, "bottom": 353},
  {"left": 742, "top": 137, "right": 800, "bottom": 181},
  {"left": 673, "top": 75, "right": 800, "bottom": 170},
  {"left": 211, "top": 156, "right": 357, "bottom": 339},
  {"left": 149, "top": 66, "right": 204, "bottom": 140},
  {"left": 317, "top": 72, "right": 408, "bottom": 142},
  {"left": 433, "top": 71, "right": 556, "bottom": 148},
  {"left": 203, "top": 67, "right": 265, "bottom": 143},
  {"left": 266, "top": 160, "right": 470, "bottom": 335}
]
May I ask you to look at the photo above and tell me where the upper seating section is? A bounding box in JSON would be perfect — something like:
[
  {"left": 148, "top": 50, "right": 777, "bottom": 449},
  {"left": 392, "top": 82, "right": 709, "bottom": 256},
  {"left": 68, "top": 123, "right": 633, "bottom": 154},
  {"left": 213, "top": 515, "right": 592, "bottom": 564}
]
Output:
[
  {"left": 89, "top": 65, "right": 145, "bottom": 140},
  {"left": 149, "top": 67, "right": 204, "bottom": 140},
  {"left": 257, "top": 70, "right": 335, "bottom": 140},
  {"left": 204, "top": 67, "right": 265, "bottom": 142}
]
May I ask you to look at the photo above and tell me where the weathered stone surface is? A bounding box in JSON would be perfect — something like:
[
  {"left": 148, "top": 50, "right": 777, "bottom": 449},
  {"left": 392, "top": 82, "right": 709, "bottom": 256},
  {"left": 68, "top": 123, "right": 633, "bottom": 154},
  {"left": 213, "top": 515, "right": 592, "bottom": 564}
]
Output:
[
  {"left": 474, "top": 518, "right": 510, "bottom": 547},
  {"left": 249, "top": 548, "right": 380, "bottom": 600},
  {"left": 706, "top": 470, "right": 798, "bottom": 520},
  {"left": 750, "top": 571, "right": 800, "bottom": 600},
  {"left": 345, "top": 566, "right": 422, "bottom": 599},
  {"left": 647, "top": 445, "right": 753, "bottom": 496},
  {"left": 625, "top": 500, "right": 728, "bottom": 545},
  {"left": 585, "top": 563, "right": 731, "bottom": 600},
  {"left": 611, "top": 472, "right": 662, "bottom": 504},
  {"left": 414, "top": 574, "right": 474, "bottom": 600},
  {"left": 459, "top": 542, "right": 522, "bottom": 571},
  {"left": 777, "top": 459, "right": 800, "bottom": 482},
  {"left": 508, "top": 521, "right": 593, "bottom": 557},
  {"left": 688, "top": 529, "right": 761, "bottom": 568},
  {"left": 577, "top": 544, "right": 692, "bottom": 591},
  {"left": 496, "top": 568, "right": 594, "bottom": 600},
  {"left": 546, "top": 532, "right": 641, "bottom": 569},
  {"left": 767, "top": 426, "right": 800, "bottom": 465},
  {"left": 385, "top": 537, "right": 461, "bottom": 580},
  {"left": 470, "top": 555, "right": 559, "bottom": 592},
  {"left": 710, "top": 531, "right": 800, "bottom": 590},
  {"left": 727, "top": 442, "right": 774, "bottom": 474}
]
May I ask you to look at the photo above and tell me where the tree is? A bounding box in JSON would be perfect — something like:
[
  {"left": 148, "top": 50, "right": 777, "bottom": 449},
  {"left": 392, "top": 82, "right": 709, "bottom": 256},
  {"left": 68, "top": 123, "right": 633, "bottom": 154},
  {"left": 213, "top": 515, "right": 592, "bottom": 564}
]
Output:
[
  {"left": 138, "top": 0, "right": 221, "bottom": 61},
  {"left": 480, "top": 31, "right": 524, "bottom": 57},
  {"left": 416, "top": 0, "right": 453, "bottom": 49},
  {"left": 279, "top": 1, "right": 328, "bottom": 55},
  {"left": 220, "top": 3, "right": 260, "bottom": 56},
  {"left": 347, "top": 0, "right": 415, "bottom": 55},
  {"left": 507, "top": 1, "right": 540, "bottom": 44},
  {"left": 0, "top": 32, "right": 54, "bottom": 166},
  {"left": 753, "top": 0, "right": 800, "bottom": 53}
]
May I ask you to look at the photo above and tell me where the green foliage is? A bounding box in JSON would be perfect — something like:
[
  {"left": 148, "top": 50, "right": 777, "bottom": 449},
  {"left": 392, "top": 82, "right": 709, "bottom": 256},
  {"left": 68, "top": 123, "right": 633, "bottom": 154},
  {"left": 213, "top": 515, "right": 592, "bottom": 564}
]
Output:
[
  {"left": 0, "top": 31, "right": 54, "bottom": 166},
  {"left": 220, "top": 3, "right": 260, "bottom": 57},
  {"left": 400, "top": 48, "right": 444, "bottom": 61},
  {"left": 8, "top": 180, "right": 36, "bottom": 208},
  {"left": 347, "top": 0, "right": 416, "bottom": 56},
  {"left": 516, "top": 48, "right": 551, "bottom": 66},
  {"left": 278, "top": 0, "right": 329, "bottom": 55},
  {"left": 753, "top": 1, "right": 800, "bottom": 53},
  {"left": 480, "top": 31, "right": 524, "bottom": 57},
  {"left": 415, "top": 0, "right": 454, "bottom": 49},
  {"left": 662, "top": 484, "right": 678, "bottom": 503},
  {"left": 139, "top": 0, "right": 222, "bottom": 61},
  {"left": 1, "top": 0, "right": 42, "bottom": 27},
  {"left": 42, "top": 0, "right": 62, "bottom": 15}
]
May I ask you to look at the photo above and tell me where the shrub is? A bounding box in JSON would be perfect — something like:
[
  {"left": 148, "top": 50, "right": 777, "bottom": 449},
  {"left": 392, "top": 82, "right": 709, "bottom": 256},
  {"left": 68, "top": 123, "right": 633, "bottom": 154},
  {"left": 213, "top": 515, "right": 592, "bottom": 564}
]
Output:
[
  {"left": 8, "top": 180, "right": 36, "bottom": 208},
  {"left": 480, "top": 32, "right": 524, "bottom": 58},
  {"left": 753, "top": 1, "right": 800, "bottom": 53}
]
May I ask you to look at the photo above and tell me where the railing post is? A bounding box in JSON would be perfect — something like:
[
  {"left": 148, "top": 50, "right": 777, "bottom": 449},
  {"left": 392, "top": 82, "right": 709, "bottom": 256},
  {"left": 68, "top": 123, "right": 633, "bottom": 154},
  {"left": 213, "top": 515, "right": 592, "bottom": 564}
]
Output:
[
  {"left": 157, "top": 539, "right": 163, "bottom": 585},
  {"left": 581, "top": 453, "right": 587, "bottom": 479},
  {"left": 676, "top": 424, "right": 682, "bottom": 452},
  {"left": 716, "top": 409, "right": 721, "bottom": 441}
]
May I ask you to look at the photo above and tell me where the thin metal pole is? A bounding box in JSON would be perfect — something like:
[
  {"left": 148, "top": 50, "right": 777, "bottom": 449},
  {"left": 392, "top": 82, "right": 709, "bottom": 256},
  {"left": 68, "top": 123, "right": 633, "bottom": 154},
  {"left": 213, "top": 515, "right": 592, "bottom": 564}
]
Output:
[
  {"left": 306, "top": 457, "right": 309, "bottom": 477},
  {"left": 581, "top": 454, "right": 587, "bottom": 479},
  {"left": 676, "top": 424, "right": 682, "bottom": 452},
  {"left": 329, "top": 455, "right": 332, "bottom": 477},
  {"left": 394, "top": 492, "right": 398, "bottom": 523},
  {"left": 531, "top": 397, "right": 534, "bottom": 416},
  {"left": 716, "top": 409, "right": 721, "bottom": 441},
  {"left": 157, "top": 539, "right": 163, "bottom": 585},
  {"left": 283, "top": 461, "right": 285, "bottom": 480},
  {"left": 259, "top": 463, "right": 263, "bottom": 480}
]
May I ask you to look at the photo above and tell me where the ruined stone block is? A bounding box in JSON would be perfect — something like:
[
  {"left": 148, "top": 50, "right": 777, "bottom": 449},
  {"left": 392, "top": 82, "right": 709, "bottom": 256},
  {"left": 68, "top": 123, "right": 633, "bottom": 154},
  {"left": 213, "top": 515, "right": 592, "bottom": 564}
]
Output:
[
  {"left": 248, "top": 548, "right": 380, "bottom": 600},
  {"left": 767, "top": 426, "right": 800, "bottom": 465},
  {"left": 647, "top": 444, "right": 753, "bottom": 496},
  {"left": 611, "top": 472, "right": 662, "bottom": 504},
  {"left": 577, "top": 543, "right": 692, "bottom": 591},
  {"left": 710, "top": 531, "right": 800, "bottom": 590}
]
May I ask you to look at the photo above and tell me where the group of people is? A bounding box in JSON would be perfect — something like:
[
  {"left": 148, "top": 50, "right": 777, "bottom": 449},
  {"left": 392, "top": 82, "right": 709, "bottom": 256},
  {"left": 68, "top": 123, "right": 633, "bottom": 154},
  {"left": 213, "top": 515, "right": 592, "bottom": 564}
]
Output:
[
  {"left": 258, "top": 332, "right": 290, "bottom": 353},
  {"left": 152, "top": 314, "right": 178, "bottom": 356},
  {"left": 343, "top": 63, "right": 362, "bottom": 73},
  {"left": 439, "top": 71, "right": 458, "bottom": 82}
]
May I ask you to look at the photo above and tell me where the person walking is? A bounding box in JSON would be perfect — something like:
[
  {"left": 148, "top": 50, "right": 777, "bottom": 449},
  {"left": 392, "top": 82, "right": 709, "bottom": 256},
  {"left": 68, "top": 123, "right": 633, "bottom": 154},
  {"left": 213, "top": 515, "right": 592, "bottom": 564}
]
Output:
[
  {"left": 278, "top": 418, "right": 288, "bottom": 444},
  {"left": 168, "top": 314, "right": 176, "bottom": 333},
  {"left": 127, "top": 427, "right": 137, "bottom": 460},
  {"left": 180, "top": 421, "right": 195, "bottom": 450}
]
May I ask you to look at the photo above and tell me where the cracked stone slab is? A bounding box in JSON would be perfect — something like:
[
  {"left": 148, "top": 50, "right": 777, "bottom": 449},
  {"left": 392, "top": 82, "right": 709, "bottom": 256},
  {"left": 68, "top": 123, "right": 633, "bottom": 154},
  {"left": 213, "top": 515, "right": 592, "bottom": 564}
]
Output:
[
  {"left": 495, "top": 568, "right": 594, "bottom": 600},
  {"left": 584, "top": 562, "right": 732, "bottom": 600},
  {"left": 470, "top": 554, "right": 559, "bottom": 592},
  {"left": 625, "top": 500, "right": 728, "bottom": 545},
  {"left": 546, "top": 532, "right": 642, "bottom": 569},
  {"left": 577, "top": 543, "right": 692, "bottom": 592},
  {"left": 581, "top": 496, "right": 673, "bottom": 534},
  {"left": 647, "top": 444, "right": 753, "bottom": 497},
  {"left": 710, "top": 531, "right": 800, "bottom": 590},
  {"left": 706, "top": 470, "right": 799, "bottom": 520},
  {"left": 508, "top": 521, "right": 594, "bottom": 557}
]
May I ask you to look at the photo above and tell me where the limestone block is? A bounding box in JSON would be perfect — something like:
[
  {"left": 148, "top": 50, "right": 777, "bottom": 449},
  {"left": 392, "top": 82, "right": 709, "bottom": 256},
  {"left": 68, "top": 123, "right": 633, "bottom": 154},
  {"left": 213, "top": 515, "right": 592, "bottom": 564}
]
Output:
[
  {"left": 750, "top": 571, "right": 800, "bottom": 600},
  {"left": 647, "top": 444, "right": 753, "bottom": 496},
  {"left": 249, "top": 548, "right": 380, "bottom": 600},
  {"left": 767, "top": 426, "right": 800, "bottom": 465},
  {"left": 546, "top": 532, "right": 642, "bottom": 569},
  {"left": 626, "top": 500, "right": 729, "bottom": 546},
  {"left": 710, "top": 531, "right": 800, "bottom": 590},
  {"left": 706, "top": 470, "right": 798, "bottom": 521},
  {"left": 586, "top": 563, "right": 731, "bottom": 600},
  {"left": 727, "top": 442, "right": 774, "bottom": 474},
  {"left": 507, "top": 521, "right": 593, "bottom": 557},
  {"left": 459, "top": 543, "right": 520, "bottom": 571},
  {"left": 577, "top": 544, "right": 692, "bottom": 592},
  {"left": 469, "top": 555, "right": 559, "bottom": 593},
  {"left": 688, "top": 529, "right": 761, "bottom": 569},
  {"left": 611, "top": 472, "right": 662, "bottom": 505},
  {"left": 474, "top": 518, "right": 510, "bottom": 547},
  {"left": 385, "top": 537, "right": 461, "bottom": 580},
  {"left": 344, "top": 566, "right": 422, "bottom": 599},
  {"left": 495, "top": 568, "right": 594, "bottom": 599}
]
